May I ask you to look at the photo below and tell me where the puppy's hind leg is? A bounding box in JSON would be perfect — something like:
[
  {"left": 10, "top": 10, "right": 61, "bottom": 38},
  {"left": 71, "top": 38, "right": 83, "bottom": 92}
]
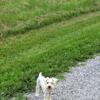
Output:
[{"left": 35, "top": 81, "right": 40, "bottom": 97}]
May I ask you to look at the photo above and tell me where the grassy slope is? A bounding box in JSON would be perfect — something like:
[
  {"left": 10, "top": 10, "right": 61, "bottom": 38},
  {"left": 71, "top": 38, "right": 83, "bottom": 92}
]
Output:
[
  {"left": 0, "top": 0, "right": 100, "bottom": 99},
  {"left": 0, "top": 0, "right": 100, "bottom": 37},
  {"left": 0, "top": 12, "right": 100, "bottom": 98}
]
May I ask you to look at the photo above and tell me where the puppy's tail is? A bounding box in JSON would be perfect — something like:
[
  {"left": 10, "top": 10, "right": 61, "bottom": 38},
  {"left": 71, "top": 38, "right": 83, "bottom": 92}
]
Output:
[{"left": 39, "top": 72, "right": 42, "bottom": 77}]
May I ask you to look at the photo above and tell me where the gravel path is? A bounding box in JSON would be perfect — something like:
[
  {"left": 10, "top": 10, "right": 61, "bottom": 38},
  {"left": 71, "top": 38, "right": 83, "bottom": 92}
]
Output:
[{"left": 26, "top": 56, "right": 100, "bottom": 100}]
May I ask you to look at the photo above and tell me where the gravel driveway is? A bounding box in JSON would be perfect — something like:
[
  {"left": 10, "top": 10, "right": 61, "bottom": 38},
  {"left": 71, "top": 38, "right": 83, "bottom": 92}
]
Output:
[{"left": 26, "top": 56, "right": 100, "bottom": 100}]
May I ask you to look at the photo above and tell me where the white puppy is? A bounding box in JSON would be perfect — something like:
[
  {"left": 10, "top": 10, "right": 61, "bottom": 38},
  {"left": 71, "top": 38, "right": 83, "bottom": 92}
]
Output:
[{"left": 35, "top": 72, "right": 58, "bottom": 100}]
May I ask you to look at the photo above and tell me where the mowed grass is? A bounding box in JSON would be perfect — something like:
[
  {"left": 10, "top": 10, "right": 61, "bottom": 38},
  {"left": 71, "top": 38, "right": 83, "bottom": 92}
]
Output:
[
  {"left": 0, "top": 11, "right": 100, "bottom": 98},
  {"left": 0, "top": 0, "right": 100, "bottom": 37}
]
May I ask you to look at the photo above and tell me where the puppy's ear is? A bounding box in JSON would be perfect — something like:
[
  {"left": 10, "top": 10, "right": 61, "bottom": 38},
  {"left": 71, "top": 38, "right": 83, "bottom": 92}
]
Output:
[
  {"left": 46, "top": 77, "right": 49, "bottom": 82},
  {"left": 52, "top": 77, "right": 58, "bottom": 84}
]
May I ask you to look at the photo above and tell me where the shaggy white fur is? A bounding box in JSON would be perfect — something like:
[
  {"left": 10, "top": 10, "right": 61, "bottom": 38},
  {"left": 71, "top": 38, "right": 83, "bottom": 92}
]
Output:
[{"left": 35, "top": 72, "right": 58, "bottom": 100}]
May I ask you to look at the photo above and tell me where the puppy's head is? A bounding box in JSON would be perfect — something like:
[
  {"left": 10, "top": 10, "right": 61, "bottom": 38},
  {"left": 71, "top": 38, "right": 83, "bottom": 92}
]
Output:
[{"left": 46, "top": 77, "right": 58, "bottom": 91}]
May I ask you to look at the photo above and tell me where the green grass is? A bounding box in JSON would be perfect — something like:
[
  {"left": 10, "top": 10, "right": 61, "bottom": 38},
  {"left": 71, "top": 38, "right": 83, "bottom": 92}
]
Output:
[
  {"left": 0, "top": 0, "right": 100, "bottom": 99},
  {"left": 0, "top": 12, "right": 100, "bottom": 99},
  {"left": 0, "top": 0, "right": 100, "bottom": 37}
]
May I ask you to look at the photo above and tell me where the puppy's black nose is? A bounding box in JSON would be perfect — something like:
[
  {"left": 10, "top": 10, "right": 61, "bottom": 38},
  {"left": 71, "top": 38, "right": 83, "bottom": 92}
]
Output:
[{"left": 48, "top": 86, "right": 51, "bottom": 89}]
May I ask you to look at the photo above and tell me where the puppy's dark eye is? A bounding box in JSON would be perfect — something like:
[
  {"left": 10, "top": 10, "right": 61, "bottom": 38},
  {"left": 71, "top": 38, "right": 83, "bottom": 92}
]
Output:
[{"left": 47, "top": 82, "right": 49, "bottom": 84}]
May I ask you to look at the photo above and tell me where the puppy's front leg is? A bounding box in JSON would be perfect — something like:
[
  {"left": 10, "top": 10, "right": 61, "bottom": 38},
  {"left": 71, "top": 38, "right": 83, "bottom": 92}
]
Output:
[
  {"left": 49, "top": 97, "right": 52, "bottom": 100},
  {"left": 49, "top": 96, "right": 52, "bottom": 100},
  {"left": 43, "top": 93, "right": 47, "bottom": 100},
  {"left": 48, "top": 94, "right": 52, "bottom": 100}
]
